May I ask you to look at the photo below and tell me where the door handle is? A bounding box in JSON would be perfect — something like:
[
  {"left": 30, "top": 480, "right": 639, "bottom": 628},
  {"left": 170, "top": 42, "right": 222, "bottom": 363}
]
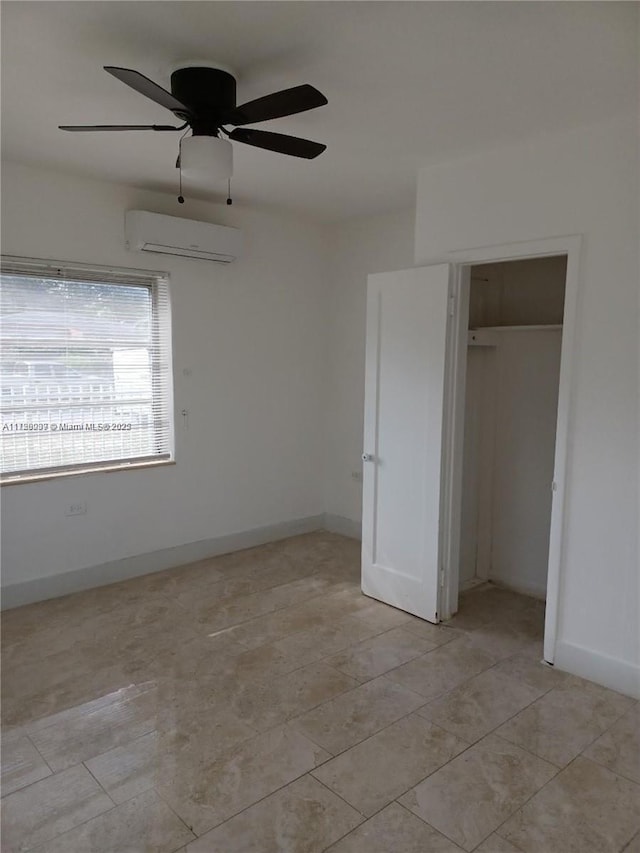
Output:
[{"left": 362, "top": 453, "right": 375, "bottom": 462}]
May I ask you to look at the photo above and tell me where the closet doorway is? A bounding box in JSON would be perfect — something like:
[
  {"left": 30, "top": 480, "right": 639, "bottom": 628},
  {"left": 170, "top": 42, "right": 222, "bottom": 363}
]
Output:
[
  {"left": 460, "top": 257, "right": 566, "bottom": 602},
  {"left": 360, "top": 236, "right": 580, "bottom": 665},
  {"left": 440, "top": 236, "right": 581, "bottom": 665}
]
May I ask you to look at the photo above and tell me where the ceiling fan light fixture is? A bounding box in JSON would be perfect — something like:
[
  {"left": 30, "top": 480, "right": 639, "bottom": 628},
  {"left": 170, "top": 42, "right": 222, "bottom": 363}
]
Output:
[{"left": 181, "top": 135, "right": 233, "bottom": 182}]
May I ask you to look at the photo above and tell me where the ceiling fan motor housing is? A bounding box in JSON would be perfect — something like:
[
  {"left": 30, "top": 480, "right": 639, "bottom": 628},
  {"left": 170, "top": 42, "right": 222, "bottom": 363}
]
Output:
[{"left": 170, "top": 67, "right": 236, "bottom": 135}]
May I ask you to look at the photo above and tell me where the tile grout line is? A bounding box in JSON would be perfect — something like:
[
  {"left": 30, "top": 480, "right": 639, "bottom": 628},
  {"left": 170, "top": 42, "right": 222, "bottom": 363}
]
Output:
[
  {"left": 294, "top": 686, "right": 430, "bottom": 764},
  {"left": 487, "top": 731, "right": 564, "bottom": 771},
  {"left": 0, "top": 759, "right": 117, "bottom": 806},
  {"left": 311, "top": 724, "right": 476, "bottom": 838},
  {"left": 488, "top": 752, "right": 586, "bottom": 849},
  {"left": 489, "top": 684, "right": 636, "bottom": 770},
  {"left": 84, "top": 726, "right": 157, "bottom": 769},
  {"left": 240, "top": 666, "right": 361, "bottom": 734},
  {"left": 414, "top": 667, "right": 560, "bottom": 749},
  {"left": 82, "top": 760, "right": 119, "bottom": 805},
  {"left": 213, "top": 586, "right": 381, "bottom": 645},
  {"left": 9, "top": 766, "right": 121, "bottom": 852},
  {"left": 480, "top": 731, "right": 629, "bottom": 850},
  {"left": 266, "top": 622, "right": 442, "bottom": 684},
  {"left": 296, "top": 669, "right": 428, "bottom": 740},
  {"left": 586, "top": 698, "right": 639, "bottom": 739},
  {"left": 384, "top": 728, "right": 558, "bottom": 853},
  {"left": 165, "top": 564, "right": 325, "bottom": 619},
  {"left": 170, "top": 761, "right": 338, "bottom": 840},
  {"left": 581, "top": 756, "right": 640, "bottom": 789},
  {"left": 393, "top": 799, "right": 470, "bottom": 852},
  {"left": 156, "top": 560, "right": 319, "bottom": 603},
  {"left": 622, "top": 831, "right": 640, "bottom": 853},
  {"left": 177, "top": 574, "right": 366, "bottom": 639},
  {"left": 153, "top": 784, "right": 199, "bottom": 841},
  {"left": 144, "top": 536, "right": 338, "bottom": 600},
  {"left": 211, "top": 599, "right": 415, "bottom": 663},
  {"left": 307, "top": 773, "right": 370, "bottom": 823},
  {"left": 24, "top": 731, "right": 55, "bottom": 776}
]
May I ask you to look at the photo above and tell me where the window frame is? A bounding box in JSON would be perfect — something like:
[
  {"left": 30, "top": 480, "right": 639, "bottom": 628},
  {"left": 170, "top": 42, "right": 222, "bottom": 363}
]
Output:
[{"left": 0, "top": 255, "right": 175, "bottom": 485}]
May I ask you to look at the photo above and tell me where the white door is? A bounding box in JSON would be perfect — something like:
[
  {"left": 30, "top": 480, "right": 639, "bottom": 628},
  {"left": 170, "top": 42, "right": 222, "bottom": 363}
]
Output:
[{"left": 362, "top": 264, "right": 451, "bottom": 622}]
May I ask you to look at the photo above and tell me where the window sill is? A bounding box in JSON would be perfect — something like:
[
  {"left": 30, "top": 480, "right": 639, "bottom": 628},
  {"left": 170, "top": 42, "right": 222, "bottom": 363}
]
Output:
[{"left": 0, "top": 459, "right": 175, "bottom": 486}]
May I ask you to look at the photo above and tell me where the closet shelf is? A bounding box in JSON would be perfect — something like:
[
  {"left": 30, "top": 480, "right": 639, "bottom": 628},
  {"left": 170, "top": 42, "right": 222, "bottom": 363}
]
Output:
[{"left": 469, "top": 324, "right": 563, "bottom": 332}]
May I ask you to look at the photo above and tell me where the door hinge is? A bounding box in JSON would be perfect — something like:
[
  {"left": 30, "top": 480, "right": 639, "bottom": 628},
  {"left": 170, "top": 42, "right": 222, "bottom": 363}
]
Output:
[
  {"left": 439, "top": 567, "right": 446, "bottom": 588},
  {"left": 448, "top": 294, "right": 456, "bottom": 317}
]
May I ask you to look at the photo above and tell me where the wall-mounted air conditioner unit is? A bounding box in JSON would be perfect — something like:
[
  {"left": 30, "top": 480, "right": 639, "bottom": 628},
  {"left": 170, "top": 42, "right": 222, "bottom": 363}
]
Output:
[{"left": 125, "top": 210, "right": 242, "bottom": 263}]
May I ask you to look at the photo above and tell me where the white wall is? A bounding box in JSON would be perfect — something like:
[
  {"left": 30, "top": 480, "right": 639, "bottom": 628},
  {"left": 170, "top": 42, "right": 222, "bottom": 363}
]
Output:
[
  {"left": 1, "top": 162, "right": 330, "bottom": 594},
  {"left": 415, "top": 115, "right": 640, "bottom": 694},
  {"left": 489, "top": 329, "right": 562, "bottom": 598},
  {"left": 323, "top": 209, "right": 416, "bottom": 532},
  {"left": 0, "top": 165, "right": 414, "bottom": 599}
]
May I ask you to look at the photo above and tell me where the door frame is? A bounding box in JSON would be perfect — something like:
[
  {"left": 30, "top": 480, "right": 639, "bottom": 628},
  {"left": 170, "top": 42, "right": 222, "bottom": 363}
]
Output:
[{"left": 439, "top": 235, "right": 582, "bottom": 664}]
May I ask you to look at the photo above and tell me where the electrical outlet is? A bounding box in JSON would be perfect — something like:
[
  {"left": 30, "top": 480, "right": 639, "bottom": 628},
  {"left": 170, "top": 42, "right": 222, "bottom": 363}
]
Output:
[
  {"left": 351, "top": 471, "right": 363, "bottom": 483},
  {"left": 65, "top": 501, "right": 87, "bottom": 517}
]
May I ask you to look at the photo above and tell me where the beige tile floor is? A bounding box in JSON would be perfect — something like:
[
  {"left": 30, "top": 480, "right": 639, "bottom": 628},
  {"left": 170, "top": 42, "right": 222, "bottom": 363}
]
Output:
[{"left": 1, "top": 531, "right": 638, "bottom": 852}]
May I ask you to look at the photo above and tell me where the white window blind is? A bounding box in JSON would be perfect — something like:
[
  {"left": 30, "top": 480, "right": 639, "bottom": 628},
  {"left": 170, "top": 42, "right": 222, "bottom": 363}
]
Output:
[{"left": 0, "top": 256, "right": 174, "bottom": 481}]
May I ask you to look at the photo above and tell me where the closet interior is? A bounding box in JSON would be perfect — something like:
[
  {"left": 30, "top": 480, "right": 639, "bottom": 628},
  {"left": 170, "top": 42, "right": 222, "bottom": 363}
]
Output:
[{"left": 459, "top": 255, "right": 567, "bottom": 602}]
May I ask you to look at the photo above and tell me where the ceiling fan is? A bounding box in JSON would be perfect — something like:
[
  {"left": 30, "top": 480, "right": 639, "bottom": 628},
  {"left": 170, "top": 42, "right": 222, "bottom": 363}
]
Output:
[{"left": 60, "top": 65, "right": 328, "bottom": 191}]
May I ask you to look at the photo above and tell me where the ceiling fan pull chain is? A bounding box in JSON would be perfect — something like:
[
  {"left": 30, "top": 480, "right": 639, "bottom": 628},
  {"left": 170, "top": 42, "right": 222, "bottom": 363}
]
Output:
[{"left": 177, "top": 134, "right": 186, "bottom": 204}]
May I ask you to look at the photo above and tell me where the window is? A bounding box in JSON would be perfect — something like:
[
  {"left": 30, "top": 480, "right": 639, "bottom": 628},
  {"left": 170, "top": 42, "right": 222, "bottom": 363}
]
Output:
[{"left": 0, "top": 256, "right": 174, "bottom": 482}]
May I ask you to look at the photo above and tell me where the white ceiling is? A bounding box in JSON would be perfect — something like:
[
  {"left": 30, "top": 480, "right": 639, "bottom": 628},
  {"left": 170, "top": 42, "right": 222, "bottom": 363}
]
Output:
[{"left": 1, "top": 2, "right": 637, "bottom": 222}]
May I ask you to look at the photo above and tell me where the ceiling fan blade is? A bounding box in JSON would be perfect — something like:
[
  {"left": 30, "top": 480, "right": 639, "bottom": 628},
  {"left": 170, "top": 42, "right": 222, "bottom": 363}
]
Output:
[
  {"left": 229, "top": 128, "right": 326, "bottom": 159},
  {"left": 225, "top": 84, "right": 327, "bottom": 126},
  {"left": 104, "top": 66, "right": 190, "bottom": 117},
  {"left": 59, "top": 124, "right": 182, "bottom": 132}
]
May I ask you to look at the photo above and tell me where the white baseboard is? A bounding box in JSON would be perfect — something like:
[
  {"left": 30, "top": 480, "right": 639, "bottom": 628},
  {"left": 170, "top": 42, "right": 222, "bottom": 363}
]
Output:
[
  {"left": 459, "top": 577, "right": 489, "bottom": 593},
  {"left": 323, "top": 513, "right": 362, "bottom": 541},
  {"left": 1, "top": 514, "right": 325, "bottom": 611},
  {"left": 488, "top": 576, "right": 547, "bottom": 601},
  {"left": 554, "top": 639, "right": 640, "bottom": 700}
]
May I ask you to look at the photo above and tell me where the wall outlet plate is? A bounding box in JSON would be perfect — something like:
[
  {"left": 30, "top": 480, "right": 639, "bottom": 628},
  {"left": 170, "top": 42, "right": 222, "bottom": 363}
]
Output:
[{"left": 65, "top": 501, "right": 87, "bottom": 517}]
